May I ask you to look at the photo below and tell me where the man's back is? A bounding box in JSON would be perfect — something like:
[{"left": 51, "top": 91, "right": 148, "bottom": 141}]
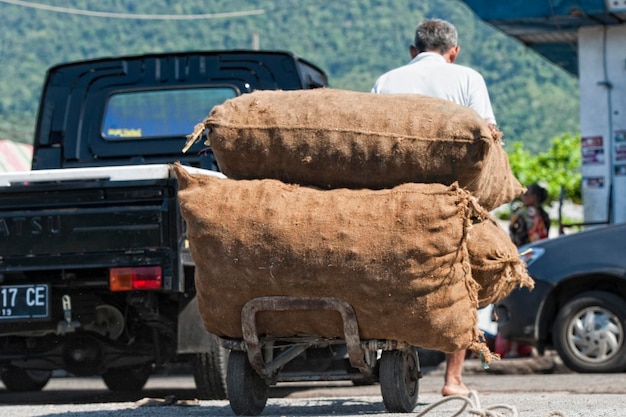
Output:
[{"left": 372, "top": 52, "right": 496, "bottom": 125}]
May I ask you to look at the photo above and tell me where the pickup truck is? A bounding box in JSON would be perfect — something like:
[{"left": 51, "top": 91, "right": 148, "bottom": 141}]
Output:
[{"left": 0, "top": 50, "right": 328, "bottom": 397}]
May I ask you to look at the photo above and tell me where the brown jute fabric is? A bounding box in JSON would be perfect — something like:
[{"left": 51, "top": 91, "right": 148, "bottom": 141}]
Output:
[
  {"left": 187, "top": 88, "right": 523, "bottom": 211},
  {"left": 467, "top": 214, "right": 535, "bottom": 309},
  {"left": 173, "top": 163, "right": 494, "bottom": 358}
]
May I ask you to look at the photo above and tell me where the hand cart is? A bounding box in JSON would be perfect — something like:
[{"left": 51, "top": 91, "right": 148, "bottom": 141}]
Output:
[{"left": 217, "top": 296, "right": 422, "bottom": 416}]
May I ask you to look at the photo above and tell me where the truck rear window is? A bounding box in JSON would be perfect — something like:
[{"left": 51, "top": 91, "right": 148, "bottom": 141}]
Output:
[{"left": 101, "top": 87, "right": 237, "bottom": 139}]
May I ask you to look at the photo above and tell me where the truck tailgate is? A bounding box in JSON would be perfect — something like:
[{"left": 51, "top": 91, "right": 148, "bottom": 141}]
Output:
[{"left": 0, "top": 164, "right": 206, "bottom": 270}]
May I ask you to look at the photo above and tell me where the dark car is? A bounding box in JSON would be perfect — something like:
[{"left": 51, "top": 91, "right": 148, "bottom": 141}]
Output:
[{"left": 495, "top": 222, "right": 626, "bottom": 373}]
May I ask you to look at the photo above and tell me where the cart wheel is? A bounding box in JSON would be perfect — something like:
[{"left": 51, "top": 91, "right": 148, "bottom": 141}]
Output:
[
  {"left": 379, "top": 347, "right": 420, "bottom": 413},
  {"left": 226, "top": 350, "right": 269, "bottom": 416}
]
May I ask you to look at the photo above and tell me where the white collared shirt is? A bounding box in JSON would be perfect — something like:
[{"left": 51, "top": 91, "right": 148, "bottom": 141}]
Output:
[{"left": 372, "top": 52, "right": 496, "bottom": 125}]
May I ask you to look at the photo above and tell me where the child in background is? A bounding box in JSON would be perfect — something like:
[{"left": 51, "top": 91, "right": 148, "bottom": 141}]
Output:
[
  {"left": 509, "top": 183, "right": 550, "bottom": 247},
  {"left": 497, "top": 183, "right": 550, "bottom": 358}
]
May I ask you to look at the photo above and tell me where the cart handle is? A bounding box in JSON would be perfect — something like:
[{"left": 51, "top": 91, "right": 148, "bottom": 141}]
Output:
[{"left": 240, "top": 296, "right": 370, "bottom": 378}]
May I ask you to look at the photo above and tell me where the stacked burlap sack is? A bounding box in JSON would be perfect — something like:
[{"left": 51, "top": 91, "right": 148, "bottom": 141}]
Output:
[
  {"left": 183, "top": 88, "right": 522, "bottom": 211},
  {"left": 177, "top": 88, "right": 533, "bottom": 361}
]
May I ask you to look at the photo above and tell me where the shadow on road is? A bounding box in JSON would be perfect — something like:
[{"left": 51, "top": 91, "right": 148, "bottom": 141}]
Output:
[{"left": 0, "top": 378, "right": 372, "bottom": 405}]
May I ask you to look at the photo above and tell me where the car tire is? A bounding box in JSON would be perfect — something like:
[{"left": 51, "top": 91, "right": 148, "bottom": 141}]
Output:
[
  {"left": 192, "top": 336, "right": 229, "bottom": 400},
  {"left": 0, "top": 367, "right": 52, "bottom": 392},
  {"left": 553, "top": 291, "right": 626, "bottom": 373},
  {"left": 102, "top": 364, "right": 152, "bottom": 392}
]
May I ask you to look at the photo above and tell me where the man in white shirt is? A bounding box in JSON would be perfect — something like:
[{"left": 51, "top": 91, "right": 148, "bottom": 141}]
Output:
[
  {"left": 372, "top": 18, "right": 496, "bottom": 126},
  {"left": 372, "top": 18, "right": 497, "bottom": 397}
]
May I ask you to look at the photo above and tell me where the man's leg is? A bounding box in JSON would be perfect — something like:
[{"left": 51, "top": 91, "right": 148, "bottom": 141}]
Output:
[{"left": 441, "top": 350, "right": 470, "bottom": 396}]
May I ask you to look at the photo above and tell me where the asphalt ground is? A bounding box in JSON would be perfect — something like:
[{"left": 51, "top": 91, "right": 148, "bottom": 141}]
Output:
[{"left": 1, "top": 351, "right": 623, "bottom": 417}]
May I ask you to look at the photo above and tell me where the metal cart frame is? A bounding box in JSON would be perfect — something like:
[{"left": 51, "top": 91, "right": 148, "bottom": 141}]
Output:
[{"left": 218, "top": 296, "right": 422, "bottom": 415}]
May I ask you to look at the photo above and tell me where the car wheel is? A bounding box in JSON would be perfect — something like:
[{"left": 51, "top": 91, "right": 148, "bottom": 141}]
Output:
[
  {"left": 0, "top": 367, "right": 52, "bottom": 392},
  {"left": 192, "top": 336, "right": 229, "bottom": 400},
  {"left": 553, "top": 291, "right": 626, "bottom": 373},
  {"left": 102, "top": 364, "right": 152, "bottom": 392}
]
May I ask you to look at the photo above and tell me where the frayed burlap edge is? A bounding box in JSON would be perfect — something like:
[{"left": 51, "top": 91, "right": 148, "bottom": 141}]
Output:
[
  {"left": 458, "top": 191, "right": 499, "bottom": 363},
  {"left": 182, "top": 120, "right": 211, "bottom": 153},
  {"left": 476, "top": 257, "right": 535, "bottom": 309}
]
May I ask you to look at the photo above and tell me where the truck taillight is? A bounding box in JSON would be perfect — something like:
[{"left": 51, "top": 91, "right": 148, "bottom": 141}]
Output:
[{"left": 109, "top": 266, "right": 162, "bottom": 291}]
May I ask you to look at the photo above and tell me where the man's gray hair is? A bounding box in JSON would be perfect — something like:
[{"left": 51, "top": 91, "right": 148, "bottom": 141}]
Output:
[{"left": 414, "top": 18, "right": 458, "bottom": 54}]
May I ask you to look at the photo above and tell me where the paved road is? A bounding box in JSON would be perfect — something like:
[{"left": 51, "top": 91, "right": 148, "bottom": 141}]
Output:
[{"left": 1, "top": 356, "right": 624, "bottom": 417}]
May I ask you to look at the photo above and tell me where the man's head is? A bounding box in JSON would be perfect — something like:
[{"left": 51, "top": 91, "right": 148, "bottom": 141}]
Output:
[{"left": 410, "top": 18, "right": 459, "bottom": 63}]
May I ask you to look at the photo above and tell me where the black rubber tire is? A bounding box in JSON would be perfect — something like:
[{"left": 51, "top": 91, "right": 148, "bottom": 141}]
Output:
[
  {"left": 102, "top": 364, "right": 152, "bottom": 392},
  {"left": 0, "top": 367, "right": 52, "bottom": 392},
  {"left": 379, "top": 348, "right": 420, "bottom": 413},
  {"left": 553, "top": 291, "right": 626, "bottom": 373},
  {"left": 226, "top": 350, "right": 269, "bottom": 416},
  {"left": 192, "top": 336, "right": 229, "bottom": 400}
]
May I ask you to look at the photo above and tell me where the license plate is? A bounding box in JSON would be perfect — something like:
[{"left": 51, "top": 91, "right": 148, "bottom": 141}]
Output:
[{"left": 0, "top": 284, "right": 49, "bottom": 320}]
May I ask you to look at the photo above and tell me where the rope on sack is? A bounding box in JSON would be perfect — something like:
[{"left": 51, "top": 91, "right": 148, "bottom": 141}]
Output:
[{"left": 414, "top": 391, "right": 568, "bottom": 417}]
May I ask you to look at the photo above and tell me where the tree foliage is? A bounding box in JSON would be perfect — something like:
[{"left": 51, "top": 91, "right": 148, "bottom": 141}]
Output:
[
  {"left": 509, "top": 134, "right": 582, "bottom": 204},
  {"left": 0, "top": 0, "right": 579, "bottom": 151}
]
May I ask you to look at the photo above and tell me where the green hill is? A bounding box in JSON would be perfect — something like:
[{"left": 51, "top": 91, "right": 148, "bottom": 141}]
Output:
[{"left": 0, "top": 0, "right": 579, "bottom": 153}]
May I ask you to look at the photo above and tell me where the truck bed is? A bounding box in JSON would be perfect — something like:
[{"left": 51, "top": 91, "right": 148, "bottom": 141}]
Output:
[{"left": 0, "top": 164, "right": 223, "bottom": 286}]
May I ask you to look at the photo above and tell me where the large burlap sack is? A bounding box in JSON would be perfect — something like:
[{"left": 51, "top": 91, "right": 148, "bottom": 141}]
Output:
[
  {"left": 184, "top": 88, "right": 523, "bottom": 211},
  {"left": 467, "top": 214, "right": 534, "bottom": 308},
  {"left": 173, "top": 163, "right": 494, "bottom": 359}
]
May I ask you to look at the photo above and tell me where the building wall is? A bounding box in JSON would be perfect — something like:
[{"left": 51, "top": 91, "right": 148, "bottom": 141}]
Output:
[{"left": 579, "top": 25, "right": 626, "bottom": 224}]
